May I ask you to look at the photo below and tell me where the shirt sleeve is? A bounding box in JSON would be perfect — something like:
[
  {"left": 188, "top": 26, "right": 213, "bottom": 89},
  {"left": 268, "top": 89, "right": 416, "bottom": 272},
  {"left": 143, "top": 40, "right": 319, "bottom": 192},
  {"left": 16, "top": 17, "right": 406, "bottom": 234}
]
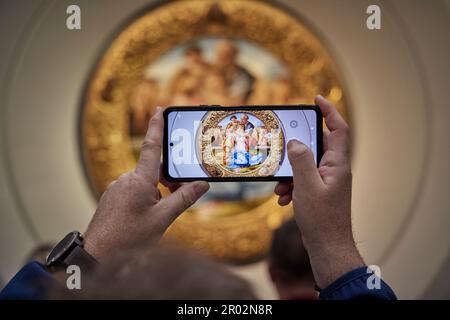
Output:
[
  {"left": 0, "top": 261, "right": 58, "bottom": 300},
  {"left": 318, "top": 266, "right": 397, "bottom": 300}
]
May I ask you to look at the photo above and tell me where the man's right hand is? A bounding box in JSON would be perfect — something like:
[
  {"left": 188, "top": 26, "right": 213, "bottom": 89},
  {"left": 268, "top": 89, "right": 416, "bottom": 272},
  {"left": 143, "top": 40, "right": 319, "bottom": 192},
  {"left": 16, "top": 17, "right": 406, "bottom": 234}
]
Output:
[{"left": 275, "top": 95, "right": 365, "bottom": 289}]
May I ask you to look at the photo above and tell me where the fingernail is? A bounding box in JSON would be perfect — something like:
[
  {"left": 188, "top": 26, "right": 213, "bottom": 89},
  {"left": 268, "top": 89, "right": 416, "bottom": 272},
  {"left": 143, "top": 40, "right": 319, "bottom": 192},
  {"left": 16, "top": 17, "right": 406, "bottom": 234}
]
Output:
[
  {"left": 287, "top": 139, "right": 300, "bottom": 149},
  {"left": 155, "top": 106, "right": 162, "bottom": 113},
  {"left": 316, "top": 94, "right": 324, "bottom": 101}
]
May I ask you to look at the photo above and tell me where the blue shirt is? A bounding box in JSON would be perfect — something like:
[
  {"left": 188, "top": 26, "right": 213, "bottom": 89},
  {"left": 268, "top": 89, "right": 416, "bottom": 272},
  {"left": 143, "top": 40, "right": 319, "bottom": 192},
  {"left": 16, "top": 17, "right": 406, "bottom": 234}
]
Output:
[
  {"left": 0, "top": 261, "right": 58, "bottom": 300},
  {"left": 0, "top": 262, "right": 397, "bottom": 300},
  {"left": 318, "top": 266, "right": 397, "bottom": 300}
]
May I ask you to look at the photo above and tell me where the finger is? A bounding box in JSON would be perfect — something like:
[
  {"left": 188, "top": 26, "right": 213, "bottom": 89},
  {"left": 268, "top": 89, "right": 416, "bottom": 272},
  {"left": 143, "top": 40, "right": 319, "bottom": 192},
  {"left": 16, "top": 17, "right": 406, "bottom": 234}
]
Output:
[
  {"left": 315, "top": 95, "right": 350, "bottom": 154},
  {"left": 274, "top": 181, "right": 292, "bottom": 196},
  {"left": 159, "top": 163, "right": 182, "bottom": 193},
  {"left": 287, "top": 139, "right": 323, "bottom": 190},
  {"left": 278, "top": 193, "right": 292, "bottom": 206},
  {"left": 107, "top": 180, "right": 117, "bottom": 189},
  {"left": 156, "top": 181, "right": 210, "bottom": 223},
  {"left": 315, "top": 95, "right": 348, "bottom": 132},
  {"left": 135, "top": 106, "right": 163, "bottom": 185},
  {"left": 323, "top": 128, "right": 330, "bottom": 152}
]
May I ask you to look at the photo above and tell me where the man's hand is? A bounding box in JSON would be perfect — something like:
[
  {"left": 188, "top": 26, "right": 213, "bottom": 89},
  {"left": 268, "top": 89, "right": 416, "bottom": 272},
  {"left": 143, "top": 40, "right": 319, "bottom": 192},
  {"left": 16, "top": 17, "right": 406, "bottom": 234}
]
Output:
[
  {"left": 84, "top": 107, "right": 209, "bottom": 260},
  {"left": 275, "top": 95, "right": 364, "bottom": 288}
]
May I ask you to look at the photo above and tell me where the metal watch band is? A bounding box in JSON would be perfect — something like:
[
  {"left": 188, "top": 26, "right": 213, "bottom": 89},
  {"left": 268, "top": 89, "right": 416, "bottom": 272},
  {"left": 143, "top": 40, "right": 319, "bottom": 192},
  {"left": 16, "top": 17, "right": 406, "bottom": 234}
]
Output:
[{"left": 63, "top": 245, "right": 99, "bottom": 273}]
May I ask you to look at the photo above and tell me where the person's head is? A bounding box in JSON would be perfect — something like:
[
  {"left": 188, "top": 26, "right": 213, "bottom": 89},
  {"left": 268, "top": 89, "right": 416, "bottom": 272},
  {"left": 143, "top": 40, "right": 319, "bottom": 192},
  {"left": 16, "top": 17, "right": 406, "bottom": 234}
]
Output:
[
  {"left": 215, "top": 39, "right": 238, "bottom": 66},
  {"left": 230, "top": 115, "right": 238, "bottom": 123},
  {"left": 185, "top": 45, "right": 203, "bottom": 64},
  {"left": 241, "top": 114, "right": 249, "bottom": 124},
  {"left": 268, "top": 219, "right": 316, "bottom": 300},
  {"left": 57, "top": 246, "right": 256, "bottom": 300}
]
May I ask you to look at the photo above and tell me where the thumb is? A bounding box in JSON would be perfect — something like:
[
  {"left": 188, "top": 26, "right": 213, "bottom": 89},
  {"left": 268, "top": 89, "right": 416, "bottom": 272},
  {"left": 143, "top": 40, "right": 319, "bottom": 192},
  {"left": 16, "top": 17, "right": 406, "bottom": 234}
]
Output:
[
  {"left": 287, "top": 139, "right": 322, "bottom": 189},
  {"left": 157, "top": 181, "right": 210, "bottom": 222}
]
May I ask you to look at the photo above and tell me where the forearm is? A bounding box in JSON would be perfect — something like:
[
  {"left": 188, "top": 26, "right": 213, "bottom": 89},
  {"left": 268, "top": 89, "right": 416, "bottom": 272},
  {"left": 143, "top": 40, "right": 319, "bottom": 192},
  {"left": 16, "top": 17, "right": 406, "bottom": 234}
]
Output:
[{"left": 306, "top": 240, "right": 365, "bottom": 289}]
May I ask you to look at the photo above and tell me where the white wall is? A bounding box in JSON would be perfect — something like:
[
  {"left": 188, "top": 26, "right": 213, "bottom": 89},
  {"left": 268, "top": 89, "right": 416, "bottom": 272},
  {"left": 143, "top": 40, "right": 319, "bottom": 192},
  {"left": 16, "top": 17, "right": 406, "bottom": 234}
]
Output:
[{"left": 0, "top": 0, "right": 449, "bottom": 298}]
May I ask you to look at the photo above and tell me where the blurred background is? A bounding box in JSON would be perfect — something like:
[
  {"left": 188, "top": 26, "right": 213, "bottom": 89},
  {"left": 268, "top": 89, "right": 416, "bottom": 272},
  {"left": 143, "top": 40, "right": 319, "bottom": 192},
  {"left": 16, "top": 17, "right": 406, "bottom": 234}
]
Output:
[{"left": 0, "top": 0, "right": 449, "bottom": 299}]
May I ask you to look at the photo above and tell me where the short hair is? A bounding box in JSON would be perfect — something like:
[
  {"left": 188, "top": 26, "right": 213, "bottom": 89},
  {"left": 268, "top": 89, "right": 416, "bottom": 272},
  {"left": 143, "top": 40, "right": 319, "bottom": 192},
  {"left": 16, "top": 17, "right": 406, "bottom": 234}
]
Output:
[
  {"left": 230, "top": 115, "right": 237, "bottom": 120},
  {"left": 56, "top": 246, "right": 256, "bottom": 300},
  {"left": 269, "top": 220, "right": 314, "bottom": 282}
]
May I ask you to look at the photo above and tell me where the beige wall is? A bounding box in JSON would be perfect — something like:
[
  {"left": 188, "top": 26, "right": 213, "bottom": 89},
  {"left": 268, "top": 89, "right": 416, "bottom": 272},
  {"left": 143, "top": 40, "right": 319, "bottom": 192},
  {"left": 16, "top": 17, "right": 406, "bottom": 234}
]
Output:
[{"left": 0, "top": 0, "right": 449, "bottom": 298}]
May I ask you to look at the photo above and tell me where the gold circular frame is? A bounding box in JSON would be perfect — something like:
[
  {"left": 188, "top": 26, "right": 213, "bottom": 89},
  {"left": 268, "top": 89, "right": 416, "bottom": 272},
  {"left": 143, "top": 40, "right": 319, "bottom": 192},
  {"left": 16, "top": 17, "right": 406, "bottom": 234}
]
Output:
[
  {"left": 198, "top": 110, "right": 284, "bottom": 177},
  {"left": 81, "top": 0, "right": 348, "bottom": 262}
]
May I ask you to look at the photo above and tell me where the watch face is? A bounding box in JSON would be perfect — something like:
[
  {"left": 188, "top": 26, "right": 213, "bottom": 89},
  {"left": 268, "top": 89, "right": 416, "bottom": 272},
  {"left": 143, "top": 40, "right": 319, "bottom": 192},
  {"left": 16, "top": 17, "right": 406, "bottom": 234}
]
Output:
[{"left": 46, "top": 232, "right": 79, "bottom": 266}]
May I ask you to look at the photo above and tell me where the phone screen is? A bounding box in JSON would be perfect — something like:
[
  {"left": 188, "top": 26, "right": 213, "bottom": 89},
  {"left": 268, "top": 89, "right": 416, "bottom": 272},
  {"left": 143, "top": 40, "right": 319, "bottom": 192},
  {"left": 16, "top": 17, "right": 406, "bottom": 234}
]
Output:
[{"left": 164, "top": 106, "right": 322, "bottom": 181}]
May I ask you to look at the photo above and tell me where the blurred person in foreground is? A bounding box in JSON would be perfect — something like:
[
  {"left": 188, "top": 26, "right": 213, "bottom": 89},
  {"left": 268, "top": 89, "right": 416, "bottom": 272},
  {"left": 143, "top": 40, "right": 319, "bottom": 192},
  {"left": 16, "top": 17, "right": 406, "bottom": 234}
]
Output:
[
  {"left": 0, "top": 96, "right": 396, "bottom": 300},
  {"left": 268, "top": 220, "right": 317, "bottom": 300},
  {"left": 54, "top": 246, "right": 255, "bottom": 300}
]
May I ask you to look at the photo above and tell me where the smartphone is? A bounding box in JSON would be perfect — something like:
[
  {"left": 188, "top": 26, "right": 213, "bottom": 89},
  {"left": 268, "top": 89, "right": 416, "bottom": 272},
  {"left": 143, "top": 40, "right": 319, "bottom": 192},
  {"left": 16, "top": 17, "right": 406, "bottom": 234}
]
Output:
[{"left": 163, "top": 105, "right": 322, "bottom": 182}]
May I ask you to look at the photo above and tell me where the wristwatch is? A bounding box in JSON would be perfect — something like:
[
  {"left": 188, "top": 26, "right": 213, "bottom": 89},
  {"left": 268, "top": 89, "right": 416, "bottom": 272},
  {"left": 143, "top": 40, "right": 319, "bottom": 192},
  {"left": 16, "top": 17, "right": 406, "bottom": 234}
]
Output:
[{"left": 46, "top": 231, "right": 98, "bottom": 272}]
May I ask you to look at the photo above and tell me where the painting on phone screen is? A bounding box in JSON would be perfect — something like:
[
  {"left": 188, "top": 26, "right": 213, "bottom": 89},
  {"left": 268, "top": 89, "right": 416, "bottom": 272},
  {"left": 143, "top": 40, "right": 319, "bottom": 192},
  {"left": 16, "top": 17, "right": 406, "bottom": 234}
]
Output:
[{"left": 198, "top": 111, "right": 284, "bottom": 177}]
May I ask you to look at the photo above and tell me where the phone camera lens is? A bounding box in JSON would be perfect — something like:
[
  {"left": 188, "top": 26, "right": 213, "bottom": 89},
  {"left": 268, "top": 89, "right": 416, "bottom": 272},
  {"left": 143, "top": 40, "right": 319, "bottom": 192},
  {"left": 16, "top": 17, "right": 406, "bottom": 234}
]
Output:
[{"left": 169, "top": 142, "right": 174, "bottom": 147}]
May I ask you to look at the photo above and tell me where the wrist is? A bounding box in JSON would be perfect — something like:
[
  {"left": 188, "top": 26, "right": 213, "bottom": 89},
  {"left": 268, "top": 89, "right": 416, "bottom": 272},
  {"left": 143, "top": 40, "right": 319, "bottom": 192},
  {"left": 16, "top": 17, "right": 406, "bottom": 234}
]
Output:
[
  {"left": 303, "top": 232, "right": 355, "bottom": 257},
  {"left": 83, "top": 233, "right": 104, "bottom": 261},
  {"left": 304, "top": 237, "right": 365, "bottom": 289}
]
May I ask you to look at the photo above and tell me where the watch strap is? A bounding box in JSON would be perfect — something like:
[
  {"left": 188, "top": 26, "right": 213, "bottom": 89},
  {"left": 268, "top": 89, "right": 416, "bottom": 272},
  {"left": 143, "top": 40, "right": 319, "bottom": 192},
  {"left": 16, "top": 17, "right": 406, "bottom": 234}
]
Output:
[{"left": 63, "top": 245, "right": 98, "bottom": 273}]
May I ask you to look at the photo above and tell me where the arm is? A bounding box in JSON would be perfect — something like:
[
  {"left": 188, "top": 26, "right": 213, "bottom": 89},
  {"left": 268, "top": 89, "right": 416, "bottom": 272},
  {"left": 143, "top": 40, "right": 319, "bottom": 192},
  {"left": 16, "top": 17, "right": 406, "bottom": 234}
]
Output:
[
  {"left": 1, "top": 107, "right": 209, "bottom": 299},
  {"left": 275, "top": 95, "right": 396, "bottom": 300}
]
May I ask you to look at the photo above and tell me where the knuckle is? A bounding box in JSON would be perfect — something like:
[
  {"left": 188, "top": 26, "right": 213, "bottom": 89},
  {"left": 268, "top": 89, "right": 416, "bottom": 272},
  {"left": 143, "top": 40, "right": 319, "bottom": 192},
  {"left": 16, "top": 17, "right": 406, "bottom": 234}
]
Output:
[
  {"left": 106, "top": 180, "right": 117, "bottom": 190},
  {"left": 149, "top": 116, "right": 163, "bottom": 130},
  {"left": 150, "top": 115, "right": 161, "bottom": 124},
  {"left": 290, "top": 145, "right": 312, "bottom": 162},
  {"left": 180, "top": 188, "right": 196, "bottom": 207},
  {"left": 339, "top": 123, "right": 351, "bottom": 139},
  {"left": 141, "top": 138, "right": 161, "bottom": 151},
  {"left": 117, "top": 172, "right": 132, "bottom": 181}
]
